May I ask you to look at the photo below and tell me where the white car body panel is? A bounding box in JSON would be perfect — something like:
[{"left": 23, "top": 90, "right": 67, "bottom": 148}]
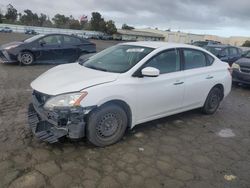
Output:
[
  {"left": 31, "top": 63, "right": 119, "bottom": 95},
  {"left": 31, "top": 42, "right": 232, "bottom": 129}
]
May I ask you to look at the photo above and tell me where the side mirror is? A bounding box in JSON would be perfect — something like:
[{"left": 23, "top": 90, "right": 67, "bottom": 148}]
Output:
[
  {"left": 141, "top": 67, "right": 160, "bottom": 77},
  {"left": 39, "top": 41, "right": 46, "bottom": 46}
]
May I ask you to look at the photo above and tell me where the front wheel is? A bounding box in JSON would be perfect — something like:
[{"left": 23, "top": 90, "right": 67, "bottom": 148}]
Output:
[
  {"left": 202, "top": 87, "right": 222, "bottom": 114},
  {"left": 86, "top": 104, "right": 128, "bottom": 147},
  {"left": 19, "top": 51, "right": 34, "bottom": 65}
]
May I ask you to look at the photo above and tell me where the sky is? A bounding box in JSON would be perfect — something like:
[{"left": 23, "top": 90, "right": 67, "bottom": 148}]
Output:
[{"left": 1, "top": 0, "right": 250, "bottom": 37}]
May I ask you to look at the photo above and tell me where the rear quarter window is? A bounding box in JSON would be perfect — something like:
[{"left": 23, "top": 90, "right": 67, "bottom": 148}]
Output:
[{"left": 206, "top": 54, "right": 215, "bottom": 66}]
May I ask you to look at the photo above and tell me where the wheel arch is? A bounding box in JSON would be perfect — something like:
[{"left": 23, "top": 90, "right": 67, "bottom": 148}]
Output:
[
  {"left": 18, "top": 49, "right": 36, "bottom": 61},
  {"left": 97, "top": 99, "right": 133, "bottom": 129},
  {"left": 210, "top": 83, "right": 224, "bottom": 101},
  {"left": 214, "top": 83, "right": 224, "bottom": 100}
]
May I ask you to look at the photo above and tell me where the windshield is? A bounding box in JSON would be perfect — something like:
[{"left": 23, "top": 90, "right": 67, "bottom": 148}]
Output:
[
  {"left": 205, "top": 46, "right": 222, "bottom": 56},
  {"left": 24, "top": 34, "right": 44, "bottom": 43},
  {"left": 82, "top": 45, "right": 154, "bottom": 73}
]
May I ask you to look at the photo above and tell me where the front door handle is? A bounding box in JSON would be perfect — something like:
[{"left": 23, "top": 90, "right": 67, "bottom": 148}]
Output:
[
  {"left": 206, "top": 76, "right": 214, "bottom": 79},
  {"left": 174, "top": 81, "right": 184, "bottom": 85}
]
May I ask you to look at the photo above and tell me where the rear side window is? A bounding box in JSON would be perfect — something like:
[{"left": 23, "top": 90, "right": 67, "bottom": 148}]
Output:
[
  {"left": 183, "top": 49, "right": 207, "bottom": 70},
  {"left": 220, "top": 48, "right": 229, "bottom": 56},
  {"left": 64, "top": 36, "right": 81, "bottom": 44}
]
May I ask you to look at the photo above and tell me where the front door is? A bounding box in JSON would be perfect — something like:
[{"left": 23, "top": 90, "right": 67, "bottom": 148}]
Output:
[
  {"left": 36, "top": 35, "right": 64, "bottom": 63},
  {"left": 134, "top": 49, "right": 185, "bottom": 123}
]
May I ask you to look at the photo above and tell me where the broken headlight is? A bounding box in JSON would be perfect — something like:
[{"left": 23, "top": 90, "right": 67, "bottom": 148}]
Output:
[{"left": 44, "top": 92, "right": 88, "bottom": 110}]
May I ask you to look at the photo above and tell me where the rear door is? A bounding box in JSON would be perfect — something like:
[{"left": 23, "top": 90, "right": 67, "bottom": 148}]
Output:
[
  {"left": 182, "top": 48, "right": 215, "bottom": 109},
  {"left": 62, "top": 35, "right": 81, "bottom": 63}
]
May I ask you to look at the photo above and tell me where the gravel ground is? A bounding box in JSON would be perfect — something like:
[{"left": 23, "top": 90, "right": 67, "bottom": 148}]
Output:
[{"left": 0, "top": 33, "right": 250, "bottom": 188}]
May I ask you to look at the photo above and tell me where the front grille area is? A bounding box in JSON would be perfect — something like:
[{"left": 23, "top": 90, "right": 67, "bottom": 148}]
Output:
[
  {"left": 33, "top": 90, "right": 51, "bottom": 105},
  {"left": 240, "top": 66, "right": 250, "bottom": 74}
]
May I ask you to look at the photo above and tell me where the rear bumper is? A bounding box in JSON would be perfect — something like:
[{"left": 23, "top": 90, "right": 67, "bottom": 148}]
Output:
[
  {"left": 232, "top": 69, "right": 250, "bottom": 84},
  {"left": 0, "top": 50, "right": 17, "bottom": 63},
  {"left": 27, "top": 92, "right": 95, "bottom": 143}
]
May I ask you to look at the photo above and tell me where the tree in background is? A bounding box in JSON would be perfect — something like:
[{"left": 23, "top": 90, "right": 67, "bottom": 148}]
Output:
[
  {"left": 38, "top": 13, "right": 47, "bottom": 27},
  {"left": 0, "top": 4, "right": 118, "bottom": 33},
  {"left": 5, "top": 4, "right": 17, "bottom": 23},
  {"left": 52, "top": 14, "right": 70, "bottom": 28},
  {"left": 90, "top": 12, "right": 117, "bottom": 34},
  {"left": 242, "top": 40, "right": 250, "bottom": 47},
  {"left": 90, "top": 12, "right": 105, "bottom": 31},
  {"left": 105, "top": 20, "right": 117, "bottom": 35},
  {"left": 20, "top": 9, "right": 39, "bottom": 26},
  {"left": 122, "top": 23, "right": 134, "bottom": 30},
  {"left": 43, "top": 17, "right": 53, "bottom": 27},
  {"left": 68, "top": 16, "right": 81, "bottom": 30}
]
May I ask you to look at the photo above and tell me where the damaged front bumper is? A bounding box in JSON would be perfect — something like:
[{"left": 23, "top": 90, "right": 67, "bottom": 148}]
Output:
[{"left": 28, "top": 91, "right": 95, "bottom": 143}]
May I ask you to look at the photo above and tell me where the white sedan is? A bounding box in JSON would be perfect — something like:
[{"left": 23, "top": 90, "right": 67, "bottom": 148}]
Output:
[{"left": 28, "top": 42, "right": 232, "bottom": 146}]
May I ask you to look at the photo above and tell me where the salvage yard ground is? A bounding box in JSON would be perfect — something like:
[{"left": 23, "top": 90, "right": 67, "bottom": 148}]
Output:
[{"left": 0, "top": 33, "right": 250, "bottom": 188}]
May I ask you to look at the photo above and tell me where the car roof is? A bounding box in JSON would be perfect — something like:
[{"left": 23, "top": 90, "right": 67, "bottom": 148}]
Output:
[
  {"left": 206, "top": 44, "right": 231, "bottom": 48},
  {"left": 121, "top": 41, "right": 203, "bottom": 50}
]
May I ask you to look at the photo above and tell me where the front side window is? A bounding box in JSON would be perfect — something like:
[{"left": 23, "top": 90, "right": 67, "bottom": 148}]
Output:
[
  {"left": 220, "top": 48, "right": 229, "bottom": 56},
  {"left": 144, "top": 49, "right": 181, "bottom": 74},
  {"left": 83, "top": 45, "right": 153, "bottom": 73},
  {"left": 229, "top": 47, "right": 238, "bottom": 55},
  {"left": 184, "top": 49, "right": 206, "bottom": 70},
  {"left": 39, "top": 35, "right": 63, "bottom": 45}
]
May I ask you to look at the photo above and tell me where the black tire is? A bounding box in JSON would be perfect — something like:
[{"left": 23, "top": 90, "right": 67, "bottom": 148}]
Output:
[
  {"left": 19, "top": 51, "right": 34, "bottom": 65},
  {"left": 86, "top": 104, "right": 128, "bottom": 147},
  {"left": 232, "top": 81, "right": 239, "bottom": 87},
  {"left": 202, "top": 87, "right": 222, "bottom": 114}
]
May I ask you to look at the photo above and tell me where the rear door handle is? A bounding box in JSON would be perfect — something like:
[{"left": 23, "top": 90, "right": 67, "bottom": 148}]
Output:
[
  {"left": 173, "top": 81, "right": 184, "bottom": 85},
  {"left": 206, "top": 76, "right": 214, "bottom": 79}
]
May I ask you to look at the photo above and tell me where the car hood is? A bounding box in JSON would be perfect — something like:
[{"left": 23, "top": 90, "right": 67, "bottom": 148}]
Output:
[
  {"left": 0, "top": 41, "right": 24, "bottom": 50},
  {"left": 31, "top": 63, "right": 119, "bottom": 95},
  {"left": 236, "top": 57, "right": 250, "bottom": 66}
]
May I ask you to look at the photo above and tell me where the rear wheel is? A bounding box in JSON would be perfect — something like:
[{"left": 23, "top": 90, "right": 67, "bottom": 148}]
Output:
[
  {"left": 19, "top": 51, "right": 34, "bottom": 65},
  {"left": 86, "top": 104, "right": 128, "bottom": 147},
  {"left": 202, "top": 87, "right": 222, "bottom": 114}
]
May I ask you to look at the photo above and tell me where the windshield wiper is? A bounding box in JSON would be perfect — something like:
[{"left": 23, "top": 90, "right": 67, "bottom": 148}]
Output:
[
  {"left": 86, "top": 65, "right": 108, "bottom": 72},
  {"left": 79, "top": 58, "right": 89, "bottom": 65}
]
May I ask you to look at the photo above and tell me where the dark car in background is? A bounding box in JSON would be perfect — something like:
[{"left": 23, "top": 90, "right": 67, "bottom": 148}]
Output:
[
  {"left": 192, "top": 40, "right": 221, "bottom": 47},
  {"left": 101, "top": 35, "right": 113, "bottom": 40},
  {"left": 205, "top": 45, "right": 242, "bottom": 66},
  {"left": 0, "top": 33, "right": 96, "bottom": 65},
  {"left": 0, "top": 27, "right": 12, "bottom": 33},
  {"left": 25, "top": 29, "right": 38, "bottom": 35},
  {"left": 231, "top": 50, "right": 250, "bottom": 85}
]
